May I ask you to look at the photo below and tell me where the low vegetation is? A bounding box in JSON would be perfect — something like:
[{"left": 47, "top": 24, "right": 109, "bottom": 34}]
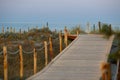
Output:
[
  {"left": 69, "top": 26, "right": 85, "bottom": 34},
  {"left": 108, "top": 30, "right": 120, "bottom": 62},
  {"left": 0, "top": 27, "right": 71, "bottom": 80},
  {"left": 0, "top": 22, "right": 119, "bottom": 80},
  {"left": 100, "top": 24, "right": 113, "bottom": 38}
]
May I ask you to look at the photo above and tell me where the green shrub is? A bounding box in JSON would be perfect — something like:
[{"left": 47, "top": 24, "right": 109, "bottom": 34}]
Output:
[
  {"left": 101, "top": 24, "right": 112, "bottom": 37},
  {"left": 69, "top": 26, "right": 85, "bottom": 34},
  {"left": 108, "top": 51, "right": 120, "bottom": 61}
]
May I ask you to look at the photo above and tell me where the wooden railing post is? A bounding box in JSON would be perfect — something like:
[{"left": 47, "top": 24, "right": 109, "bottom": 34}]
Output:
[
  {"left": 64, "top": 27, "right": 68, "bottom": 47},
  {"left": 59, "top": 31, "right": 62, "bottom": 52},
  {"left": 109, "top": 24, "right": 112, "bottom": 34},
  {"left": 2, "top": 26, "right": 4, "bottom": 34},
  {"left": 49, "top": 37, "right": 53, "bottom": 60},
  {"left": 107, "top": 63, "right": 111, "bottom": 80},
  {"left": 77, "top": 30, "right": 79, "bottom": 36},
  {"left": 19, "top": 45, "right": 23, "bottom": 80},
  {"left": 100, "top": 62, "right": 106, "bottom": 80},
  {"left": 28, "top": 27, "right": 30, "bottom": 32},
  {"left": 101, "top": 72, "right": 106, "bottom": 80},
  {"left": 3, "top": 46, "right": 8, "bottom": 80},
  {"left": 44, "top": 41, "right": 48, "bottom": 66},
  {"left": 13, "top": 28, "right": 15, "bottom": 33},
  {"left": 87, "top": 22, "right": 90, "bottom": 33},
  {"left": 98, "top": 21, "right": 101, "bottom": 33},
  {"left": 33, "top": 48, "right": 37, "bottom": 74},
  {"left": 100, "top": 62, "right": 111, "bottom": 80},
  {"left": 7, "top": 27, "right": 9, "bottom": 32},
  {"left": 10, "top": 27, "right": 12, "bottom": 33},
  {"left": 93, "top": 24, "right": 95, "bottom": 32},
  {"left": 19, "top": 29, "right": 21, "bottom": 39}
]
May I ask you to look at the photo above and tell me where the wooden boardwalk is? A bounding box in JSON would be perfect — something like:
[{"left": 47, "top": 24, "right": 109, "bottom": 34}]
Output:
[{"left": 27, "top": 34, "right": 114, "bottom": 80}]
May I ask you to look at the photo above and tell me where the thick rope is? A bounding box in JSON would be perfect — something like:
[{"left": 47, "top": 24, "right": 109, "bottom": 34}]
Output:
[
  {"left": 22, "top": 49, "right": 34, "bottom": 54},
  {"left": 7, "top": 50, "right": 19, "bottom": 55},
  {"left": 36, "top": 47, "right": 44, "bottom": 52}
]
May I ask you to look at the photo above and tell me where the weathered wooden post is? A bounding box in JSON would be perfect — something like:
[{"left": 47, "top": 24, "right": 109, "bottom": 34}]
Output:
[
  {"left": 46, "top": 22, "right": 48, "bottom": 27},
  {"left": 93, "top": 24, "right": 95, "bottom": 32},
  {"left": 28, "top": 27, "right": 30, "bottom": 32},
  {"left": 33, "top": 48, "right": 37, "bottom": 74},
  {"left": 7, "top": 27, "right": 9, "bottom": 32},
  {"left": 102, "top": 72, "right": 106, "bottom": 80},
  {"left": 19, "top": 29, "right": 21, "bottom": 34},
  {"left": 106, "top": 63, "right": 111, "bottom": 80},
  {"left": 98, "top": 21, "right": 101, "bottom": 33},
  {"left": 104, "top": 65, "right": 108, "bottom": 80},
  {"left": 2, "top": 26, "right": 4, "bottom": 34},
  {"left": 19, "top": 45, "right": 23, "bottom": 80},
  {"left": 77, "top": 30, "right": 79, "bottom": 36},
  {"left": 86, "top": 22, "right": 90, "bottom": 33},
  {"left": 19, "top": 29, "right": 21, "bottom": 39},
  {"left": 49, "top": 37, "right": 53, "bottom": 60},
  {"left": 59, "top": 31, "right": 62, "bottom": 52},
  {"left": 3, "top": 46, "right": 8, "bottom": 80},
  {"left": 101, "top": 62, "right": 106, "bottom": 80},
  {"left": 64, "top": 27, "right": 68, "bottom": 47},
  {"left": 78, "top": 25, "right": 81, "bottom": 34},
  {"left": 44, "top": 41, "right": 48, "bottom": 66},
  {"left": 13, "top": 28, "right": 15, "bottom": 33},
  {"left": 100, "top": 62, "right": 111, "bottom": 80},
  {"left": 109, "top": 24, "right": 112, "bottom": 35},
  {"left": 10, "top": 27, "right": 12, "bottom": 33}
]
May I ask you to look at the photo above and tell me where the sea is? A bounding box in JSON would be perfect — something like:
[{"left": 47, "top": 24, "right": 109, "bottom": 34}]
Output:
[
  {"left": 0, "top": 23, "right": 120, "bottom": 33},
  {"left": 0, "top": 23, "right": 88, "bottom": 33}
]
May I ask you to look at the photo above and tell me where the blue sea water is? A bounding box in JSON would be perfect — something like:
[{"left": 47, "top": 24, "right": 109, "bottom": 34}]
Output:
[
  {"left": 0, "top": 23, "right": 120, "bottom": 33},
  {"left": 0, "top": 23, "right": 87, "bottom": 33}
]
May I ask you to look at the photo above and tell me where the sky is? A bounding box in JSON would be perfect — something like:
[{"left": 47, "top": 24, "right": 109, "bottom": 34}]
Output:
[{"left": 0, "top": 0, "right": 120, "bottom": 25}]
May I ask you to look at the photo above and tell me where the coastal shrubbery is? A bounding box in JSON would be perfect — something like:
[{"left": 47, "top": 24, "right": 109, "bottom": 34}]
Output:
[
  {"left": 0, "top": 27, "right": 62, "bottom": 80},
  {"left": 69, "top": 26, "right": 85, "bottom": 34},
  {"left": 101, "top": 24, "right": 113, "bottom": 37}
]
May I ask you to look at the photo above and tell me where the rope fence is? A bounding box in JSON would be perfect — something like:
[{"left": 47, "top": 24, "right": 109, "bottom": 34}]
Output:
[
  {"left": 0, "top": 22, "right": 118, "bottom": 80},
  {"left": 0, "top": 27, "right": 79, "bottom": 80},
  {"left": 22, "top": 49, "right": 34, "bottom": 54},
  {"left": 7, "top": 50, "right": 19, "bottom": 55},
  {"left": 0, "top": 25, "right": 116, "bottom": 80},
  {"left": 36, "top": 47, "right": 44, "bottom": 52},
  {"left": 0, "top": 42, "right": 50, "bottom": 80}
]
